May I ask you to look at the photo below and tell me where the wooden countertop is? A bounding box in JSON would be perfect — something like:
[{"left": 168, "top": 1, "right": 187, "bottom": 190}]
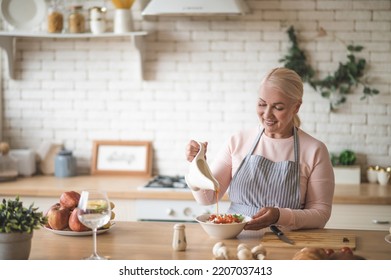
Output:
[
  {"left": 29, "top": 221, "right": 391, "bottom": 260},
  {"left": 0, "top": 175, "right": 196, "bottom": 200},
  {"left": 332, "top": 183, "right": 391, "bottom": 204},
  {"left": 0, "top": 175, "right": 391, "bottom": 205}
]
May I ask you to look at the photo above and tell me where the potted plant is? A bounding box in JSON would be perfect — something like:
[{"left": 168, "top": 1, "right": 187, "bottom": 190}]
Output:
[
  {"left": 0, "top": 196, "right": 47, "bottom": 259},
  {"left": 331, "top": 150, "right": 361, "bottom": 185}
]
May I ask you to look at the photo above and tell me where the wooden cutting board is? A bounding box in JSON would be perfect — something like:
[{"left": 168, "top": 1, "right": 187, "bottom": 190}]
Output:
[{"left": 261, "top": 231, "right": 356, "bottom": 249}]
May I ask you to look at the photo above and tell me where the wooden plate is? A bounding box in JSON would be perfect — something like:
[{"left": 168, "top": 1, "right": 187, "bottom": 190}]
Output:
[{"left": 43, "top": 222, "right": 115, "bottom": 236}]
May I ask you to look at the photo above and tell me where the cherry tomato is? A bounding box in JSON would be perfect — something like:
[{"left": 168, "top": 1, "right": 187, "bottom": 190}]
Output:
[{"left": 208, "top": 214, "right": 244, "bottom": 224}]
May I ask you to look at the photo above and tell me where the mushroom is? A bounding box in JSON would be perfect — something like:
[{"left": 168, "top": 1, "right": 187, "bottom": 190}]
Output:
[
  {"left": 237, "top": 243, "right": 250, "bottom": 252},
  {"left": 236, "top": 243, "right": 253, "bottom": 260},
  {"left": 212, "top": 242, "right": 230, "bottom": 260},
  {"left": 212, "top": 242, "right": 225, "bottom": 256},
  {"left": 237, "top": 247, "right": 253, "bottom": 260},
  {"left": 216, "top": 246, "right": 230, "bottom": 260},
  {"left": 251, "top": 244, "right": 267, "bottom": 260}
]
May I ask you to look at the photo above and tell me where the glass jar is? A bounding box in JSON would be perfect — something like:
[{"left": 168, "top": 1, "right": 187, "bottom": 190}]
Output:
[
  {"left": 68, "top": 5, "right": 85, "bottom": 33},
  {"left": 367, "top": 166, "right": 378, "bottom": 183},
  {"left": 54, "top": 149, "right": 76, "bottom": 177},
  {"left": 47, "top": 2, "right": 64, "bottom": 33},
  {"left": 377, "top": 167, "right": 390, "bottom": 186},
  {"left": 0, "top": 142, "right": 18, "bottom": 182},
  {"left": 89, "top": 6, "right": 107, "bottom": 34}
]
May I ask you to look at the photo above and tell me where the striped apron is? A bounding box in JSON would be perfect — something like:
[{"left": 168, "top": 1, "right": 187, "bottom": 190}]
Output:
[{"left": 227, "top": 127, "right": 301, "bottom": 217}]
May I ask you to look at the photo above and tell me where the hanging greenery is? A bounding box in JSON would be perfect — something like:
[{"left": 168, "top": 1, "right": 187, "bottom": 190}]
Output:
[
  {"left": 280, "top": 26, "right": 379, "bottom": 110},
  {"left": 279, "top": 26, "right": 316, "bottom": 89}
]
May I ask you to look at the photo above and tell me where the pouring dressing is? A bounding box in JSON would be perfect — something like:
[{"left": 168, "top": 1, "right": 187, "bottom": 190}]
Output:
[{"left": 185, "top": 141, "right": 220, "bottom": 192}]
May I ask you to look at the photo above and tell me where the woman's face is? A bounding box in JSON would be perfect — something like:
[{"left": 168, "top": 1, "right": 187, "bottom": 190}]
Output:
[{"left": 256, "top": 83, "right": 301, "bottom": 138}]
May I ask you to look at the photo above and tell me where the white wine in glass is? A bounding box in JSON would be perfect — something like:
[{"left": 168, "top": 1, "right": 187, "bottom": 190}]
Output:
[{"left": 77, "top": 190, "right": 111, "bottom": 260}]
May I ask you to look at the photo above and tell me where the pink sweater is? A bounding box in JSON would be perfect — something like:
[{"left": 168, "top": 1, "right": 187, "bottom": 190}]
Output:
[{"left": 191, "top": 126, "right": 335, "bottom": 230}]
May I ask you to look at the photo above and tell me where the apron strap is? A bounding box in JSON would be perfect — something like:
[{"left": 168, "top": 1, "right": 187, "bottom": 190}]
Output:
[
  {"left": 293, "top": 127, "right": 300, "bottom": 190},
  {"left": 248, "top": 128, "right": 263, "bottom": 156},
  {"left": 230, "top": 128, "right": 262, "bottom": 183}
]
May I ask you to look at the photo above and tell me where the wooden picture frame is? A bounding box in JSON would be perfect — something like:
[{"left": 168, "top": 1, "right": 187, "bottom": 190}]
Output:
[{"left": 91, "top": 140, "right": 152, "bottom": 176}]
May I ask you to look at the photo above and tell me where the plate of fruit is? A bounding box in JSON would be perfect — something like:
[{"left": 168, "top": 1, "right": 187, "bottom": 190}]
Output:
[{"left": 44, "top": 191, "right": 116, "bottom": 236}]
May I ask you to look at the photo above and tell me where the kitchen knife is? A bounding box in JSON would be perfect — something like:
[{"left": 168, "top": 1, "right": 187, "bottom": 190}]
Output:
[{"left": 270, "top": 225, "right": 295, "bottom": 245}]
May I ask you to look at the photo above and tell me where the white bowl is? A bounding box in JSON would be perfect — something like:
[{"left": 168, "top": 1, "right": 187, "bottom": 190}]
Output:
[{"left": 195, "top": 214, "right": 251, "bottom": 239}]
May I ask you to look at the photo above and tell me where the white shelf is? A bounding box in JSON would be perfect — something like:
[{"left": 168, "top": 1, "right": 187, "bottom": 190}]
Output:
[{"left": 0, "top": 31, "right": 148, "bottom": 79}]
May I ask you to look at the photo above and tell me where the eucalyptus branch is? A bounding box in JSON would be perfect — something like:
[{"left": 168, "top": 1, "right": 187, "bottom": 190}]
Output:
[
  {"left": 280, "top": 26, "right": 379, "bottom": 110},
  {"left": 279, "top": 26, "right": 316, "bottom": 89}
]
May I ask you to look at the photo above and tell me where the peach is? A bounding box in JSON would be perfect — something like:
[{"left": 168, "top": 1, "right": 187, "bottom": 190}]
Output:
[
  {"left": 68, "top": 209, "right": 89, "bottom": 232},
  {"left": 46, "top": 203, "right": 71, "bottom": 230},
  {"left": 60, "top": 191, "right": 80, "bottom": 210}
]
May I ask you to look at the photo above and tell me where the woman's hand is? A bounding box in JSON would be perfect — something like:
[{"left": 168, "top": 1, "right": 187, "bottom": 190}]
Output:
[
  {"left": 243, "top": 207, "right": 280, "bottom": 231},
  {"left": 185, "top": 140, "right": 208, "bottom": 162}
]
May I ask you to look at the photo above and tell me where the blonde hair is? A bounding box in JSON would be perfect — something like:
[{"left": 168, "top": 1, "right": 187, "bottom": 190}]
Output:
[{"left": 261, "top": 67, "right": 303, "bottom": 127}]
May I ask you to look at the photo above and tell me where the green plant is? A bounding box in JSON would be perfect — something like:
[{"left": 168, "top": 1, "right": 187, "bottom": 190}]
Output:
[
  {"left": 338, "top": 150, "right": 356, "bottom": 165},
  {"left": 0, "top": 196, "right": 47, "bottom": 233},
  {"left": 280, "top": 26, "right": 379, "bottom": 110},
  {"left": 330, "top": 150, "right": 356, "bottom": 166},
  {"left": 330, "top": 153, "right": 339, "bottom": 166}
]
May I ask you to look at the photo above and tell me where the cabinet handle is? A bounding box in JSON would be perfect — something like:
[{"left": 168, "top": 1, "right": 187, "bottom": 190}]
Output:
[{"left": 372, "top": 219, "right": 390, "bottom": 224}]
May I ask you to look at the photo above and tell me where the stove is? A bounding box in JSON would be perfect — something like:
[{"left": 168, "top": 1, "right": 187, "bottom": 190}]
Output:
[{"left": 139, "top": 175, "right": 189, "bottom": 191}]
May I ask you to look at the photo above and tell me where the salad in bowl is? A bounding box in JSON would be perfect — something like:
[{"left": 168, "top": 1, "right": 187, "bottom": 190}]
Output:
[{"left": 196, "top": 213, "right": 251, "bottom": 239}]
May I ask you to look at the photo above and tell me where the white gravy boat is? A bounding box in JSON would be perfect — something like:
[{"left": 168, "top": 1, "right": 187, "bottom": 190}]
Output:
[{"left": 185, "top": 141, "right": 220, "bottom": 191}]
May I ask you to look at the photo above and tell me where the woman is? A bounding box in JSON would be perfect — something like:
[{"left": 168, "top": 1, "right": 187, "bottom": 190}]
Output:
[{"left": 185, "top": 67, "right": 335, "bottom": 231}]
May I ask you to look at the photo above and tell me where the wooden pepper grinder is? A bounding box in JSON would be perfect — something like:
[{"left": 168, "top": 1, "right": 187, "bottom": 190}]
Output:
[{"left": 172, "top": 223, "right": 187, "bottom": 251}]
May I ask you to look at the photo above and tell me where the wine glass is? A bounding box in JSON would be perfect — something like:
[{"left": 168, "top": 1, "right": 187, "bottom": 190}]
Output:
[{"left": 77, "top": 190, "right": 111, "bottom": 260}]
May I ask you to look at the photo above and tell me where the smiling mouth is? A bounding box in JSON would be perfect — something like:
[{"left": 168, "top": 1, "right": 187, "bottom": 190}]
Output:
[{"left": 264, "top": 120, "right": 277, "bottom": 126}]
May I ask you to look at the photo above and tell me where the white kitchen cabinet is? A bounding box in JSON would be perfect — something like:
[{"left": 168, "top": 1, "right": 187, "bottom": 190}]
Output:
[
  {"left": 135, "top": 199, "right": 231, "bottom": 222},
  {"left": 0, "top": 31, "right": 147, "bottom": 80},
  {"left": 326, "top": 204, "right": 391, "bottom": 231}
]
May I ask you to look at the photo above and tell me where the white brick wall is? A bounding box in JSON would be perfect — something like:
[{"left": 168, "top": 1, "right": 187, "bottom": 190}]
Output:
[{"left": 0, "top": 0, "right": 390, "bottom": 177}]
